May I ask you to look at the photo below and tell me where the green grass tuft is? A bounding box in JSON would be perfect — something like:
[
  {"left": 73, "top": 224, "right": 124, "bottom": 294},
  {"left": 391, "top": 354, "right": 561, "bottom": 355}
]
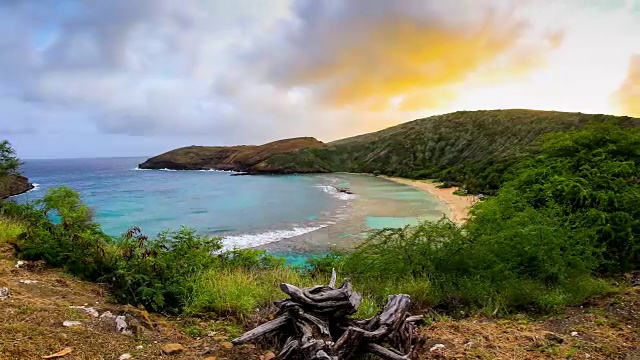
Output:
[
  {"left": 185, "top": 266, "right": 312, "bottom": 318},
  {"left": 0, "top": 217, "right": 25, "bottom": 243}
]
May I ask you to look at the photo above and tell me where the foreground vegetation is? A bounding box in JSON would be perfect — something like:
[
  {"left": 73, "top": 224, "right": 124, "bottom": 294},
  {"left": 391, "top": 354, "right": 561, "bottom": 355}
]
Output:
[
  {"left": 2, "top": 238, "right": 636, "bottom": 359},
  {"left": 1, "top": 123, "right": 638, "bottom": 323}
]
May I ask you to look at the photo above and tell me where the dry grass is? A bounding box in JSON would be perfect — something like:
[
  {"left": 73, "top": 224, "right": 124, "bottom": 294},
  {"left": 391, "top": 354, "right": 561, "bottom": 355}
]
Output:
[
  {"left": 0, "top": 242, "right": 268, "bottom": 360},
  {"left": 417, "top": 285, "right": 639, "bottom": 359}
]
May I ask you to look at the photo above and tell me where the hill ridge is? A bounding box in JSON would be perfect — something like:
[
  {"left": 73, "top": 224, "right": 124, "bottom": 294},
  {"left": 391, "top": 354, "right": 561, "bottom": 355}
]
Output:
[{"left": 140, "top": 109, "right": 640, "bottom": 192}]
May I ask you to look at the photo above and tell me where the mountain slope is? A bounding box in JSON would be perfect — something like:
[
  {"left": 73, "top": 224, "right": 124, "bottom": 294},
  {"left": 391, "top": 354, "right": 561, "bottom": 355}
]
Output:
[{"left": 266, "top": 109, "right": 640, "bottom": 193}]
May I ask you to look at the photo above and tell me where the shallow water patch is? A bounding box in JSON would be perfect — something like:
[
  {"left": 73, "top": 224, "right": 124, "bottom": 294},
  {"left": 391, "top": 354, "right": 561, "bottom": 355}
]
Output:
[{"left": 365, "top": 216, "right": 423, "bottom": 229}]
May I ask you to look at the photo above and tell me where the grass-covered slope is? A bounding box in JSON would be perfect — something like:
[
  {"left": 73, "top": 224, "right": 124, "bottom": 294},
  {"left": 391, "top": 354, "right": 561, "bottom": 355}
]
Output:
[
  {"left": 138, "top": 136, "right": 329, "bottom": 173},
  {"left": 303, "top": 110, "right": 640, "bottom": 193}
]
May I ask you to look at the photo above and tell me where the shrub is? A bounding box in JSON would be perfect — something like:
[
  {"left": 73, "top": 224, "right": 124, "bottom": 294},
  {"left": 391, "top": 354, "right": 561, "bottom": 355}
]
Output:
[
  {"left": 219, "top": 248, "right": 285, "bottom": 270},
  {"left": 306, "top": 251, "right": 347, "bottom": 276},
  {"left": 344, "top": 219, "right": 467, "bottom": 280},
  {"left": 4, "top": 187, "right": 116, "bottom": 280},
  {"left": 436, "top": 182, "right": 453, "bottom": 189},
  {"left": 109, "top": 226, "right": 222, "bottom": 313},
  {"left": 336, "top": 210, "right": 610, "bottom": 314}
]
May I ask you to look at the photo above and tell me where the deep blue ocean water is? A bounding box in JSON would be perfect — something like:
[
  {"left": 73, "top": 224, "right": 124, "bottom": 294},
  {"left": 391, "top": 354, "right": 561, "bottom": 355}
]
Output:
[{"left": 12, "top": 157, "right": 447, "bottom": 251}]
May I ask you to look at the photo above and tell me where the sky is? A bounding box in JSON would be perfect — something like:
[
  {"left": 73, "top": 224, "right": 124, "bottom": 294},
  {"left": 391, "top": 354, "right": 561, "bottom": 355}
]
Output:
[{"left": 1, "top": 0, "right": 639, "bottom": 159}]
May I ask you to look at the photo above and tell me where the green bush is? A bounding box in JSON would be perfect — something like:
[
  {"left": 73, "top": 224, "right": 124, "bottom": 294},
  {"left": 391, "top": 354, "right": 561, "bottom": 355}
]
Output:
[
  {"left": 500, "top": 124, "right": 640, "bottom": 273},
  {"left": 218, "top": 248, "right": 285, "bottom": 270},
  {"left": 108, "top": 226, "right": 222, "bottom": 313},
  {"left": 336, "top": 216, "right": 609, "bottom": 314},
  {"left": 3, "top": 187, "right": 116, "bottom": 280},
  {"left": 436, "top": 181, "right": 453, "bottom": 189}
]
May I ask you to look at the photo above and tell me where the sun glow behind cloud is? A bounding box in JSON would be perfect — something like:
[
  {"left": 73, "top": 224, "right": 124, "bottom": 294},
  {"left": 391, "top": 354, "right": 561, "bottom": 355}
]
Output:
[{"left": 439, "top": 1, "right": 640, "bottom": 117}]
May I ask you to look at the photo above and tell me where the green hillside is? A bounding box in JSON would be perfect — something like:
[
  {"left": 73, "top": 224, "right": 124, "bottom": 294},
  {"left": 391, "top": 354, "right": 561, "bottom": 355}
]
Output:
[{"left": 267, "top": 109, "right": 640, "bottom": 193}]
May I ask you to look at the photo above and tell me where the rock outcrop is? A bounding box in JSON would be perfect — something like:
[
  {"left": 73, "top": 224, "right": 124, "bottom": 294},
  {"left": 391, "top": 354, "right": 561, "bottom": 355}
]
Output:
[
  {"left": 0, "top": 174, "right": 34, "bottom": 199},
  {"left": 138, "top": 137, "right": 331, "bottom": 174}
]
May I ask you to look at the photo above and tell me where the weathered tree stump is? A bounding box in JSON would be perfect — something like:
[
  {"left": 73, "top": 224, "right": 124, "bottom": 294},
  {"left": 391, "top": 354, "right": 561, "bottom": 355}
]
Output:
[{"left": 232, "top": 270, "right": 425, "bottom": 359}]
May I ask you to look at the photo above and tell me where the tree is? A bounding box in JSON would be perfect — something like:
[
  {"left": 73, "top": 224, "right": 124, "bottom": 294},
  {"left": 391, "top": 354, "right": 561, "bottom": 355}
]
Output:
[{"left": 0, "top": 140, "right": 22, "bottom": 176}]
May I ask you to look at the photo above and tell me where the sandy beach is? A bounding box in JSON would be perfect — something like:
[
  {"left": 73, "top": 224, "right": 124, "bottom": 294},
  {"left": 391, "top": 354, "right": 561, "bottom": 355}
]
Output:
[{"left": 381, "top": 176, "right": 477, "bottom": 224}]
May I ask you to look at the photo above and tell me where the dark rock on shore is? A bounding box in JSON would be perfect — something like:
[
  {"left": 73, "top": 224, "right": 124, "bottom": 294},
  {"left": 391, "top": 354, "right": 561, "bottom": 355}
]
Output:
[
  {"left": 138, "top": 137, "right": 332, "bottom": 174},
  {"left": 0, "top": 174, "right": 34, "bottom": 199}
]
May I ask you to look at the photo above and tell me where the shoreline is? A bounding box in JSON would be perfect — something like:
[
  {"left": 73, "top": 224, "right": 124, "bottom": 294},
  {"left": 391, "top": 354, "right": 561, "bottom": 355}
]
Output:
[
  {"left": 258, "top": 173, "right": 461, "bottom": 253},
  {"left": 380, "top": 176, "right": 477, "bottom": 224}
]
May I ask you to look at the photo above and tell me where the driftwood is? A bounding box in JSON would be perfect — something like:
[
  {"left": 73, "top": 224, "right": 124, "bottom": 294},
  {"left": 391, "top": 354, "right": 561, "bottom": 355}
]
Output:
[{"left": 232, "top": 271, "right": 424, "bottom": 359}]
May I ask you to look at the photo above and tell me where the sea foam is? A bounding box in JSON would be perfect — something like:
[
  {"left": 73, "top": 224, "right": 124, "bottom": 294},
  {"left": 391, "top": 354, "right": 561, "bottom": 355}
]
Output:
[
  {"left": 222, "top": 225, "right": 327, "bottom": 250},
  {"left": 316, "top": 185, "right": 356, "bottom": 200},
  {"left": 131, "top": 167, "right": 237, "bottom": 173}
]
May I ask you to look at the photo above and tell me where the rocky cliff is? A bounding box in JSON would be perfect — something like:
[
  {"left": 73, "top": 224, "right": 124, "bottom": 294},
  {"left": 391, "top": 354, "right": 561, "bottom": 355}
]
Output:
[
  {"left": 0, "top": 174, "right": 34, "bottom": 199},
  {"left": 138, "top": 137, "right": 330, "bottom": 174}
]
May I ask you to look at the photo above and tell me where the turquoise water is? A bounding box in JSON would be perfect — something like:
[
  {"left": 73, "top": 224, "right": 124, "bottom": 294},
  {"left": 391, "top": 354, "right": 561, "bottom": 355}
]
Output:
[
  {"left": 13, "top": 158, "right": 448, "bottom": 251},
  {"left": 366, "top": 216, "right": 423, "bottom": 229}
]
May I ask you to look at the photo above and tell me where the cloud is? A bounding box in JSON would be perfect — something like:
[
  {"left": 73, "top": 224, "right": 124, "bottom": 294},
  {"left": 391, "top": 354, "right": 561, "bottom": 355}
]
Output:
[
  {"left": 615, "top": 54, "right": 640, "bottom": 117},
  {"left": 0, "top": 0, "right": 292, "bottom": 142},
  {"left": 5, "top": 0, "right": 637, "bottom": 158},
  {"left": 244, "top": 0, "right": 561, "bottom": 111}
]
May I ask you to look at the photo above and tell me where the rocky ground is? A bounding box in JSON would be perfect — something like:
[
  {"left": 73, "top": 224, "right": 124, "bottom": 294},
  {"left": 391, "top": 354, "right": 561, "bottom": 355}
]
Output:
[{"left": 0, "top": 242, "right": 637, "bottom": 359}]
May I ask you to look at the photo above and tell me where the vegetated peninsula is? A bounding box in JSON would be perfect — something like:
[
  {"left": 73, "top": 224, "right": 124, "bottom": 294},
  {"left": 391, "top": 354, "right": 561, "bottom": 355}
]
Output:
[
  {"left": 140, "top": 109, "right": 640, "bottom": 193},
  {"left": 138, "top": 136, "right": 330, "bottom": 173}
]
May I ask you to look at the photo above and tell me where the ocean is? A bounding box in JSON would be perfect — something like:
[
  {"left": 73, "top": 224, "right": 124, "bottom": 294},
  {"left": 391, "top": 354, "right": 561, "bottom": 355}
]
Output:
[{"left": 12, "top": 157, "right": 448, "bottom": 253}]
